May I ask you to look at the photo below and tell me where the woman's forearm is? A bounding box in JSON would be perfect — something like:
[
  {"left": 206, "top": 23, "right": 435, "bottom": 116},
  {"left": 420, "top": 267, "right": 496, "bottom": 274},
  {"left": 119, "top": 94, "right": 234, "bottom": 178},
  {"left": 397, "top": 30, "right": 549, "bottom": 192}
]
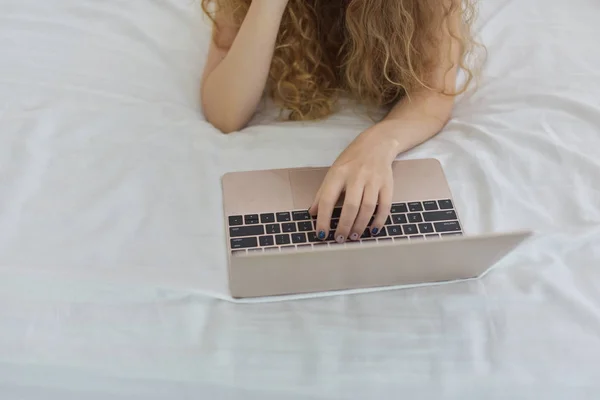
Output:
[
  {"left": 202, "top": 1, "right": 287, "bottom": 133},
  {"left": 373, "top": 92, "right": 455, "bottom": 159}
]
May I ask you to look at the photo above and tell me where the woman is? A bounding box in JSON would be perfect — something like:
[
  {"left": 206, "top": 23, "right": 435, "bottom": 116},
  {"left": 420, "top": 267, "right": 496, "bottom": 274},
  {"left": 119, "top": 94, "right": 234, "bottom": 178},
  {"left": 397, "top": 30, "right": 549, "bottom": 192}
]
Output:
[{"left": 201, "top": 0, "right": 477, "bottom": 244}]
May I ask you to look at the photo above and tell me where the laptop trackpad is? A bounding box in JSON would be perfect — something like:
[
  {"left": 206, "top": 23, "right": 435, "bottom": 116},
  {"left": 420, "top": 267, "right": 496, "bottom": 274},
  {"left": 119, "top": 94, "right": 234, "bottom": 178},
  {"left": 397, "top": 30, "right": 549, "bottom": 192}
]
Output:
[{"left": 289, "top": 168, "right": 344, "bottom": 210}]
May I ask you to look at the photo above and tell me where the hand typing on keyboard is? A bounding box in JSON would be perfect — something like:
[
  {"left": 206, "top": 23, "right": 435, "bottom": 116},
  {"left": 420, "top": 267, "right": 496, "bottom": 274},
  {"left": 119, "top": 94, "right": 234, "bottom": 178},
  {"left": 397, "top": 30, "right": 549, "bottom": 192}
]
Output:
[{"left": 308, "top": 127, "right": 397, "bottom": 244}]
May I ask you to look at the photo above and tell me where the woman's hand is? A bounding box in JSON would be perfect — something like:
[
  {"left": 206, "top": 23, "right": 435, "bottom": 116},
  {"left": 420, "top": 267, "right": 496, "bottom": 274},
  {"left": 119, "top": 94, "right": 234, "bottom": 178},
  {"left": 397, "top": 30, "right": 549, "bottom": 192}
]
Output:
[{"left": 309, "top": 125, "right": 401, "bottom": 243}]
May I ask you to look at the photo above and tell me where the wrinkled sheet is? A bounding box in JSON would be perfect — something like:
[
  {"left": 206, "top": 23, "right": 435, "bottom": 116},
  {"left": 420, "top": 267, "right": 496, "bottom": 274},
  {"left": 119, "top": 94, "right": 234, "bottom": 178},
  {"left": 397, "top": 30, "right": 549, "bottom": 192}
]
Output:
[{"left": 0, "top": 0, "right": 599, "bottom": 398}]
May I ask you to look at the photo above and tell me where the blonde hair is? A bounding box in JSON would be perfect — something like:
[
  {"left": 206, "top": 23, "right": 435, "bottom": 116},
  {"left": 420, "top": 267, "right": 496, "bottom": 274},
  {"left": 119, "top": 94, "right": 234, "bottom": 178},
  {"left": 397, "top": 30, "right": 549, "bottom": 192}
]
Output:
[{"left": 202, "top": 0, "right": 479, "bottom": 121}]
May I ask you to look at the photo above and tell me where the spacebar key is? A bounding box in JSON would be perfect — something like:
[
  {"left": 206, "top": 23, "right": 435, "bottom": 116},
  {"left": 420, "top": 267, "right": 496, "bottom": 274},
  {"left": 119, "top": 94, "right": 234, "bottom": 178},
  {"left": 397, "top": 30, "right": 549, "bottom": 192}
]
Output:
[
  {"left": 230, "top": 225, "right": 265, "bottom": 237},
  {"left": 434, "top": 221, "right": 461, "bottom": 232}
]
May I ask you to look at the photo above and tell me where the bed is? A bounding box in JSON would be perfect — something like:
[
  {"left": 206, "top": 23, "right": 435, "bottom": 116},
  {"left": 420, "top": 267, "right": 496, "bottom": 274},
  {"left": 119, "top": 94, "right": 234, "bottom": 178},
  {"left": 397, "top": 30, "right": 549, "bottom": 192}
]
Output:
[{"left": 1, "top": 0, "right": 599, "bottom": 397}]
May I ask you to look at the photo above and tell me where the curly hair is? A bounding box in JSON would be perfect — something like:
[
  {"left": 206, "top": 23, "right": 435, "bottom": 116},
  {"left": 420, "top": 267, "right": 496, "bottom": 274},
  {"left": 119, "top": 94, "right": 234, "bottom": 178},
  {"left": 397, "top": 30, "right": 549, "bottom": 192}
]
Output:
[{"left": 202, "top": 0, "right": 479, "bottom": 121}]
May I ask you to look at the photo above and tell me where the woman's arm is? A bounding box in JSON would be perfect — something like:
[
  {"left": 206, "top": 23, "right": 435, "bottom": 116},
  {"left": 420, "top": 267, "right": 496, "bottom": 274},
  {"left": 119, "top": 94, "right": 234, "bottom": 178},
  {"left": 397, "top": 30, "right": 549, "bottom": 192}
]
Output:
[
  {"left": 310, "top": 2, "right": 464, "bottom": 243},
  {"left": 365, "top": 0, "right": 462, "bottom": 155},
  {"left": 366, "top": 87, "right": 456, "bottom": 160},
  {"left": 201, "top": 0, "right": 288, "bottom": 133}
]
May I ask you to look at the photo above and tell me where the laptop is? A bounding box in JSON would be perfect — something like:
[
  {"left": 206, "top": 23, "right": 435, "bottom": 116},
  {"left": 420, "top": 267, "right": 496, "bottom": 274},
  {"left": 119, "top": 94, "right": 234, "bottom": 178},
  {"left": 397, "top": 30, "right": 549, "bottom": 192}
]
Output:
[{"left": 222, "top": 158, "right": 531, "bottom": 298}]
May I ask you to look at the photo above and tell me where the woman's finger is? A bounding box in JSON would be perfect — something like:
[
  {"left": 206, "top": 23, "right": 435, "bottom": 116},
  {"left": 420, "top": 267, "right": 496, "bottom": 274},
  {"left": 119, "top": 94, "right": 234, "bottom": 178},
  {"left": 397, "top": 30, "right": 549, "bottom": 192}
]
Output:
[
  {"left": 371, "top": 183, "right": 393, "bottom": 236},
  {"left": 315, "top": 178, "right": 344, "bottom": 241},
  {"left": 336, "top": 183, "right": 364, "bottom": 243},
  {"left": 349, "top": 183, "right": 379, "bottom": 241},
  {"left": 308, "top": 188, "right": 321, "bottom": 217}
]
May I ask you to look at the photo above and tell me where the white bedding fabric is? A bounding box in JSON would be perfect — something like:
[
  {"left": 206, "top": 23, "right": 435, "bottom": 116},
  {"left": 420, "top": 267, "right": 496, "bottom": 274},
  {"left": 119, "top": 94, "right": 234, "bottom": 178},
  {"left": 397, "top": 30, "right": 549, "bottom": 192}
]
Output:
[{"left": 1, "top": 0, "right": 600, "bottom": 397}]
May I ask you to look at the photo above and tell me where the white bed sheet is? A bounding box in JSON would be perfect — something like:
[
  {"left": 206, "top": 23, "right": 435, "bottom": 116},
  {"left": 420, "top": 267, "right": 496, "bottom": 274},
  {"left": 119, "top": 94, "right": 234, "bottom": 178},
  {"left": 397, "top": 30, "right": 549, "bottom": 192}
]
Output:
[{"left": 0, "top": 0, "right": 599, "bottom": 398}]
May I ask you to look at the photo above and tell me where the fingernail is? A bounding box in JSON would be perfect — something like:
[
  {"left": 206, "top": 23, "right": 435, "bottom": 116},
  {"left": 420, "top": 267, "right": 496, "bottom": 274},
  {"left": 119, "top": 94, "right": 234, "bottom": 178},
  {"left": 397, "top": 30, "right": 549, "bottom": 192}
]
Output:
[
  {"left": 371, "top": 227, "right": 379, "bottom": 235},
  {"left": 336, "top": 235, "right": 345, "bottom": 244},
  {"left": 318, "top": 230, "right": 326, "bottom": 240},
  {"left": 350, "top": 233, "right": 359, "bottom": 241}
]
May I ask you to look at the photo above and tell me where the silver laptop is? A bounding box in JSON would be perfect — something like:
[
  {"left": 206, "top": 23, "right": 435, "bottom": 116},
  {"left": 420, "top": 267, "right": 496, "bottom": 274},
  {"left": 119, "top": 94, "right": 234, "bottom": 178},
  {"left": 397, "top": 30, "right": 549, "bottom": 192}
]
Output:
[{"left": 222, "top": 158, "right": 531, "bottom": 298}]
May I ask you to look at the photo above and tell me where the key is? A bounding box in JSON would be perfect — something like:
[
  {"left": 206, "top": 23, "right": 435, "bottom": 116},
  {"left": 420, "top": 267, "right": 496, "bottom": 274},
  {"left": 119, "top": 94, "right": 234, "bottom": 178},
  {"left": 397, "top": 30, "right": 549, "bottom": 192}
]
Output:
[
  {"left": 423, "top": 201, "right": 439, "bottom": 211},
  {"left": 361, "top": 229, "right": 371, "bottom": 239},
  {"left": 265, "top": 224, "right": 281, "bottom": 234},
  {"left": 373, "top": 227, "right": 387, "bottom": 237},
  {"left": 391, "top": 203, "right": 408, "bottom": 213},
  {"left": 426, "top": 234, "right": 440, "bottom": 240},
  {"left": 388, "top": 225, "right": 403, "bottom": 236},
  {"left": 292, "top": 233, "right": 307, "bottom": 244},
  {"left": 410, "top": 235, "right": 425, "bottom": 240},
  {"left": 292, "top": 211, "right": 311, "bottom": 221},
  {"left": 438, "top": 199, "right": 454, "bottom": 210},
  {"left": 228, "top": 215, "right": 243, "bottom": 226},
  {"left": 277, "top": 212, "right": 291, "bottom": 222},
  {"left": 408, "top": 202, "right": 423, "bottom": 212},
  {"left": 230, "top": 237, "right": 258, "bottom": 249},
  {"left": 259, "top": 235, "right": 275, "bottom": 247},
  {"left": 230, "top": 225, "right": 265, "bottom": 238},
  {"left": 418, "top": 223, "right": 434, "bottom": 234},
  {"left": 260, "top": 213, "right": 275, "bottom": 224},
  {"left": 408, "top": 213, "right": 423, "bottom": 223},
  {"left": 435, "top": 221, "right": 462, "bottom": 233},
  {"left": 403, "top": 224, "right": 418, "bottom": 235},
  {"left": 332, "top": 207, "right": 342, "bottom": 218},
  {"left": 327, "top": 231, "right": 336, "bottom": 241},
  {"left": 275, "top": 234, "right": 291, "bottom": 245},
  {"left": 442, "top": 232, "right": 463, "bottom": 237},
  {"left": 298, "top": 221, "right": 313, "bottom": 232},
  {"left": 330, "top": 219, "right": 339, "bottom": 230},
  {"left": 282, "top": 222, "right": 296, "bottom": 233},
  {"left": 392, "top": 214, "right": 407, "bottom": 224},
  {"left": 244, "top": 214, "right": 259, "bottom": 224},
  {"left": 385, "top": 216, "right": 392, "bottom": 225},
  {"left": 423, "top": 210, "right": 457, "bottom": 222},
  {"left": 308, "top": 232, "right": 320, "bottom": 242}
]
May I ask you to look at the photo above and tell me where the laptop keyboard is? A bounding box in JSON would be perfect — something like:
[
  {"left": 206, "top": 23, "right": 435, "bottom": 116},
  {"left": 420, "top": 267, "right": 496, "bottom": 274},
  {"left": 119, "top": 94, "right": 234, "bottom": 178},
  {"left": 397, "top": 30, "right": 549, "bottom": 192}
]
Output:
[{"left": 228, "top": 199, "right": 462, "bottom": 254}]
